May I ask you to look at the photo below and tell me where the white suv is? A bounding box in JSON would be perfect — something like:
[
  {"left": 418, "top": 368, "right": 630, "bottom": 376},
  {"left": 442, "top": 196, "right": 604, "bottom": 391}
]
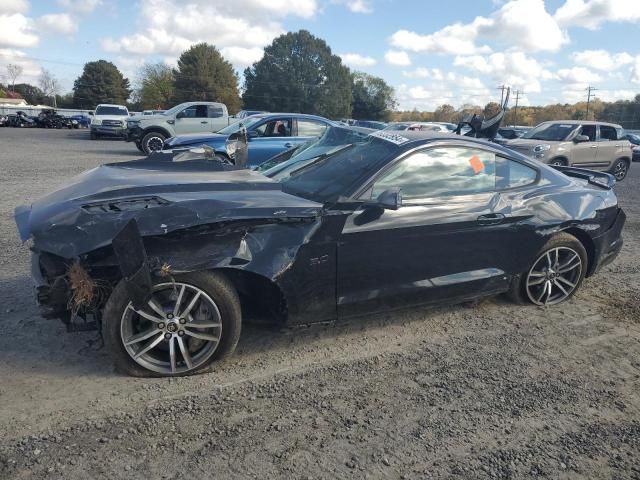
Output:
[{"left": 90, "top": 104, "right": 129, "bottom": 139}]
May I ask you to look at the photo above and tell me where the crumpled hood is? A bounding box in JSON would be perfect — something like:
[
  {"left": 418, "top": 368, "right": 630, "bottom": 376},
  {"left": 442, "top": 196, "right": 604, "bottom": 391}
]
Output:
[
  {"left": 15, "top": 160, "right": 322, "bottom": 258},
  {"left": 165, "top": 132, "right": 228, "bottom": 148}
]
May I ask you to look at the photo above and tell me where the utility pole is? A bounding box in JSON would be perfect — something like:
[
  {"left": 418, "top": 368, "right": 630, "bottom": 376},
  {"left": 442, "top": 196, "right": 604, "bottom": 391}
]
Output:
[
  {"left": 497, "top": 84, "right": 507, "bottom": 104},
  {"left": 585, "top": 86, "right": 597, "bottom": 120},
  {"left": 512, "top": 89, "right": 521, "bottom": 126}
]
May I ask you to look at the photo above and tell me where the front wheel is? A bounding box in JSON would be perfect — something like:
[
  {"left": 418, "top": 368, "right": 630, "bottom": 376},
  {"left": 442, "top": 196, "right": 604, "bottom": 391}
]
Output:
[
  {"left": 609, "top": 159, "right": 629, "bottom": 181},
  {"left": 102, "top": 271, "right": 241, "bottom": 377},
  {"left": 135, "top": 141, "right": 144, "bottom": 153},
  {"left": 90, "top": 131, "right": 98, "bottom": 140},
  {"left": 548, "top": 158, "right": 567, "bottom": 167},
  {"left": 141, "top": 131, "right": 166, "bottom": 154},
  {"left": 509, "top": 233, "right": 587, "bottom": 306}
]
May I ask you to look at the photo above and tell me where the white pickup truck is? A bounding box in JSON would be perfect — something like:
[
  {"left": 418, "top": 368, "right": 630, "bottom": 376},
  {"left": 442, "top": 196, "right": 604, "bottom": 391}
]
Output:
[
  {"left": 125, "top": 101, "right": 229, "bottom": 154},
  {"left": 90, "top": 104, "right": 130, "bottom": 139}
]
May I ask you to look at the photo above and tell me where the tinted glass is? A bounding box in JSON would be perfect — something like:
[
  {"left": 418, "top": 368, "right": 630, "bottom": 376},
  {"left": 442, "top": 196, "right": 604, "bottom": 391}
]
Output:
[
  {"left": 522, "top": 123, "right": 579, "bottom": 141},
  {"left": 255, "top": 119, "right": 291, "bottom": 137},
  {"left": 95, "top": 106, "right": 128, "bottom": 116},
  {"left": 579, "top": 125, "right": 596, "bottom": 141},
  {"left": 276, "top": 137, "right": 397, "bottom": 203},
  {"left": 371, "top": 147, "right": 496, "bottom": 200},
  {"left": 208, "top": 106, "right": 224, "bottom": 118},
  {"left": 217, "top": 115, "right": 265, "bottom": 134},
  {"left": 599, "top": 125, "right": 618, "bottom": 141},
  {"left": 297, "top": 120, "right": 328, "bottom": 137},
  {"left": 181, "top": 105, "right": 208, "bottom": 118},
  {"left": 496, "top": 158, "right": 537, "bottom": 189}
]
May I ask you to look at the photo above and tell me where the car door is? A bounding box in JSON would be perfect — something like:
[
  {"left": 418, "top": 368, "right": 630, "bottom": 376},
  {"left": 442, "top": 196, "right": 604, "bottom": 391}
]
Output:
[
  {"left": 246, "top": 117, "right": 293, "bottom": 167},
  {"left": 337, "top": 145, "right": 541, "bottom": 318},
  {"left": 570, "top": 124, "right": 598, "bottom": 166},
  {"left": 594, "top": 124, "right": 622, "bottom": 170},
  {"left": 174, "top": 104, "right": 211, "bottom": 135},
  {"left": 207, "top": 104, "right": 227, "bottom": 132}
]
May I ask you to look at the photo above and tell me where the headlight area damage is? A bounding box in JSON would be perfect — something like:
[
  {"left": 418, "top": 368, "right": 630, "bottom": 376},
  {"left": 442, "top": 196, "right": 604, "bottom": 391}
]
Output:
[{"left": 15, "top": 154, "right": 327, "bottom": 332}]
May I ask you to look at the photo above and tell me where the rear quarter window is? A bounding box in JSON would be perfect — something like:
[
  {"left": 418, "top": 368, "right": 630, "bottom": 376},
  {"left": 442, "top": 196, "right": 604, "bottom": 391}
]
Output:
[{"left": 496, "top": 158, "right": 537, "bottom": 190}]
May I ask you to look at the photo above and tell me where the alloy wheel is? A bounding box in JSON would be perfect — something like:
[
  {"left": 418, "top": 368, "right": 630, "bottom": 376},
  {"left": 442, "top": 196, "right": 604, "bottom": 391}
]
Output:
[
  {"left": 146, "top": 136, "right": 164, "bottom": 152},
  {"left": 525, "top": 247, "right": 582, "bottom": 305},
  {"left": 120, "top": 282, "right": 222, "bottom": 375},
  {"left": 613, "top": 161, "right": 627, "bottom": 180}
]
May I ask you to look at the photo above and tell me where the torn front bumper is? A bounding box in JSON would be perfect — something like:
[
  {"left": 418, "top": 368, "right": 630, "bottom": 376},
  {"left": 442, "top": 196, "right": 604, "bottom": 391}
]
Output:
[{"left": 30, "top": 251, "right": 72, "bottom": 321}]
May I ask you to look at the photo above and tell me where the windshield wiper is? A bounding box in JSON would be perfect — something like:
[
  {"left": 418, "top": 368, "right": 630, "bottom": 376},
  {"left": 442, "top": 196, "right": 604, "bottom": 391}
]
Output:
[{"left": 288, "top": 144, "right": 355, "bottom": 177}]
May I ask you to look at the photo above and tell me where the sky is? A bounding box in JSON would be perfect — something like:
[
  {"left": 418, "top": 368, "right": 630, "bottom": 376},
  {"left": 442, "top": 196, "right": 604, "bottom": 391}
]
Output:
[{"left": 0, "top": 0, "right": 639, "bottom": 111}]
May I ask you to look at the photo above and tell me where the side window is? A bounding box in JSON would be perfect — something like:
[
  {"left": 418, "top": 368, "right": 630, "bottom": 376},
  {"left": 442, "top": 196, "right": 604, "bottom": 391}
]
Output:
[
  {"left": 496, "top": 158, "right": 537, "bottom": 189},
  {"left": 254, "top": 119, "right": 292, "bottom": 137},
  {"left": 181, "top": 105, "right": 208, "bottom": 118},
  {"left": 371, "top": 147, "right": 496, "bottom": 201},
  {"left": 297, "top": 120, "right": 328, "bottom": 137},
  {"left": 208, "top": 106, "right": 224, "bottom": 118},
  {"left": 579, "top": 125, "right": 596, "bottom": 141},
  {"left": 599, "top": 125, "right": 618, "bottom": 141}
]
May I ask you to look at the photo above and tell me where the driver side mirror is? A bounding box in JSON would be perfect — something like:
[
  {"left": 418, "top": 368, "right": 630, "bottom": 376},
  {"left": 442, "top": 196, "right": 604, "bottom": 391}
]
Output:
[
  {"left": 176, "top": 111, "right": 185, "bottom": 119},
  {"left": 574, "top": 134, "right": 590, "bottom": 143},
  {"left": 247, "top": 129, "right": 259, "bottom": 139},
  {"left": 371, "top": 188, "right": 403, "bottom": 210}
]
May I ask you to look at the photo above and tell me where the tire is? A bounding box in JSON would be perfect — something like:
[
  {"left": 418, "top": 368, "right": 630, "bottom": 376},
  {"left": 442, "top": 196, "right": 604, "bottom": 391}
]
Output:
[
  {"left": 102, "top": 271, "right": 241, "bottom": 377},
  {"left": 508, "top": 232, "right": 588, "bottom": 306},
  {"left": 141, "top": 131, "right": 166, "bottom": 155},
  {"left": 548, "top": 158, "right": 567, "bottom": 167},
  {"left": 90, "top": 131, "right": 98, "bottom": 140},
  {"left": 609, "top": 158, "right": 629, "bottom": 181},
  {"left": 135, "top": 141, "right": 144, "bottom": 153}
]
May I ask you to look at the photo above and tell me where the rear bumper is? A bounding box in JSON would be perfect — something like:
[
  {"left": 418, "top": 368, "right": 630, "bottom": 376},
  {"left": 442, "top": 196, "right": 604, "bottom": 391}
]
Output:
[{"left": 589, "top": 207, "right": 626, "bottom": 276}]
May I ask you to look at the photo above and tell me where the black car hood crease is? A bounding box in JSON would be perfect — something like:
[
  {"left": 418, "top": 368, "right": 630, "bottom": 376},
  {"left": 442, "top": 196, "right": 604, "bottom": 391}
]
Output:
[{"left": 16, "top": 159, "right": 323, "bottom": 258}]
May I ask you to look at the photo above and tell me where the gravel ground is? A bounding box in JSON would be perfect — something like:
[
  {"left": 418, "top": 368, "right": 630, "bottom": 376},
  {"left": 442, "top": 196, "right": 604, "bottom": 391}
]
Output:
[{"left": 0, "top": 128, "right": 639, "bottom": 479}]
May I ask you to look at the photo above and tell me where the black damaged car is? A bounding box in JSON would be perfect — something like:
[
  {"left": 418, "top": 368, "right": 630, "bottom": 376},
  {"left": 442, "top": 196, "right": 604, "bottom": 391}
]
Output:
[{"left": 15, "top": 125, "right": 625, "bottom": 377}]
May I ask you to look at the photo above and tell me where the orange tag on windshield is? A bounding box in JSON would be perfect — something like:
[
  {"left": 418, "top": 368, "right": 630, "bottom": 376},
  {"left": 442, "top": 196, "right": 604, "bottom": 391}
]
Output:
[{"left": 469, "top": 155, "right": 484, "bottom": 174}]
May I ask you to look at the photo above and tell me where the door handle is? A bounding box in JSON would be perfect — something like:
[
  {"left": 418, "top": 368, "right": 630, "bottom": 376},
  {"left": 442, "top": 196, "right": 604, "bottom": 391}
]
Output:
[
  {"left": 477, "top": 213, "right": 505, "bottom": 225},
  {"left": 200, "top": 121, "right": 208, "bottom": 124},
  {"left": 284, "top": 142, "right": 293, "bottom": 148}
]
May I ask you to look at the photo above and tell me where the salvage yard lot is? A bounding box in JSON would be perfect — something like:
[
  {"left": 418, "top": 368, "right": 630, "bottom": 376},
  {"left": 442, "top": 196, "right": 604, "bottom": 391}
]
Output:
[{"left": 1, "top": 128, "right": 639, "bottom": 478}]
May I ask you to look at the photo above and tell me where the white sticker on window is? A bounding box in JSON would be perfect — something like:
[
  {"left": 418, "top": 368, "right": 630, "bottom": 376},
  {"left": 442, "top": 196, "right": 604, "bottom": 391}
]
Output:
[{"left": 369, "top": 131, "right": 410, "bottom": 145}]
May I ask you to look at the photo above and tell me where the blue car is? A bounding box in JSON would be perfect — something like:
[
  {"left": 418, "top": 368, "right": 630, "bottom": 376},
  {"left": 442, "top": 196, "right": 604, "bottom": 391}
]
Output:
[{"left": 162, "top": 113, "right": 334, "bottom": 167}]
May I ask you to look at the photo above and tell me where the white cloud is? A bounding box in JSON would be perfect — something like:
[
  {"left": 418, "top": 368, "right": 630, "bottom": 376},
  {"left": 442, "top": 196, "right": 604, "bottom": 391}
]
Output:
[
  {"left": 220, "top": 46, "right": 264, "bottom": 67},
  {"left": 402, "top": 67, "right": 444, "bottom": 80},
  {"left": 0, "top": 0, "right": 29, "bottom": 14},
  {"left": 0, "top": 48, "right": 41, "bottom": 85},
  {"left": 454, "top": 52, "right": 553, "bottom": 92},
  {"left": 37, "top": 13, "right": 77, "bottom": 35},
  {"left": 556, "top": 66, "right": 602, "bottom": 84},
  {"left": 571, "top": 49, "right": 634, "bottom": 71},
  {"left": 100, "top": 0, "right": 324, "bottom": 69},
  {"left": 555, "top": 0, "right": 640, "bottom": 29},
  {"left": 0, "top": 13, "right": 38, "bottom": 48},
  {"left": 332, "top": 0, "right": 371, "bottom": 13},
  {"left": 339, "top": 53, "right": 376, "bottom": 68},
  {"left": 384, "top": 50, "right": 411, "bottom": 66},
  {"left": 632, "top": 58, "right": 640, "bottom": 83},
  {"left": 390, "top": 0, "right": 566, "bottom": 55},
  {"left": 57, "top": 0, "right": 102, "bottom": 14}
]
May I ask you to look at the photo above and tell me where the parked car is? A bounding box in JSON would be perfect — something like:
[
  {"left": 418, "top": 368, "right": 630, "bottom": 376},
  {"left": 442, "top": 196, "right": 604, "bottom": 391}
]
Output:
[
  {"left": 163, "top": 113, "right": 334, "bottom": 167},
  {"left": 625, "top": 132, "right": 640, "bottom": 145},
  {"left": 8, "top": 111, "right": 36, "bottom": 127},
  {"left": 235, "top": 110, "right": 267, "bottom": 119},
  {"left": 384, "top": 122, "right": 452, "bottom": 132},
  {"left": 0, "top": 114, "right": 9, "bottom": 127},
  {"left": 632, "top": 145, "right": 640, "bottom": 162},
  {"left": 70, "top": 114, "right": 91, "bottom": 128},
  {"left": 126, "top": 102, "right": 229, "bottom": 154},
  {"left": 90, "top": 104, "right": 130, "bottom": 139},
  {"left": 16, "top": 127, "right": 625, "bottom": 377},
  {"left": 505, "top": 121, "right": 633, "bottom": 181},
  {"left": 498, "top": 127, "right": 529, "bottom": 139}
]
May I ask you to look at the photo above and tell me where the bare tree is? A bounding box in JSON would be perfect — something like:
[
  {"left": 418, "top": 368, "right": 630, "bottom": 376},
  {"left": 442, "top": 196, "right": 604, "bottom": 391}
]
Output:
[
  {"left": 6, "top": 64, "right": 23, "bottom": 92},
  {"left": 39, "top": 69, "right": 61, "bottom": 107}
]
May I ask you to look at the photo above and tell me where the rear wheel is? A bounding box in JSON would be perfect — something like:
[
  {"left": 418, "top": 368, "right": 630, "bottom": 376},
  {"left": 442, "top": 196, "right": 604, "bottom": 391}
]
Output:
[
  {"left": 102, "top": 271, "right": 241, "bottom": 377},
  {"left": 509, "top": 233, "right": 587, "bottom": 306},
  {"left": 549, "top": 158, "right": 567, "bottom": 167},
  {"left": 141, "top": 131, "right": 166, "bottom": 155},
  {"left": 609, "top": 158, "right": 629, "bottom": 181}
]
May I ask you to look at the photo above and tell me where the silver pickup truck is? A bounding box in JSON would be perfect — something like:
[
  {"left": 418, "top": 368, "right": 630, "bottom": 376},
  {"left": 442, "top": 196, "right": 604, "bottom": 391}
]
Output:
[{"left": 125, "top": 101, "right": 229, "bottom": 154}]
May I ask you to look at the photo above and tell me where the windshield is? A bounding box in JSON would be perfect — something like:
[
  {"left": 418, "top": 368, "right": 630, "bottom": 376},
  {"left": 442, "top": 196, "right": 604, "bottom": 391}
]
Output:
[
  {"left": 522, "top": 123, "right": 579, "bottom": 141},
  {"left": 217, "top": 115, "right": 266, "bottom": 134},
  {"left": 266, "top": 134, "right": 397, "bottom": 203},
  {"left": 95, "top": 106, "right": 128, "bottom": 116}
]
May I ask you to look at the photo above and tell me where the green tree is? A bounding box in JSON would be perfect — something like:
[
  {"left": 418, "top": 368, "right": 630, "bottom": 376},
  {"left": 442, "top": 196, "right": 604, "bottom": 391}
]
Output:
[
  {"left": 243, "top": 30, "right": 352, "bottom": 118},
  {"left": 73, "top": 60, "right": 131, "bottom": 108},
  {"left": 173, "top": 43, "right": 240, "bottom": 113},
  {"left": 432, "top": 104, "right": 456, "bottom": 122},
  {"left": 137, "top": 62, "right": 175, "bottom": 109},
  {"left": 483, "top": 101, "right": 501, "bottom": 118},
  {"left": 13, "top": 83, "right": 46, "bottom": 105},
  {"left": 351, "top": 72, "right": 396, "bottom": 121}
]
